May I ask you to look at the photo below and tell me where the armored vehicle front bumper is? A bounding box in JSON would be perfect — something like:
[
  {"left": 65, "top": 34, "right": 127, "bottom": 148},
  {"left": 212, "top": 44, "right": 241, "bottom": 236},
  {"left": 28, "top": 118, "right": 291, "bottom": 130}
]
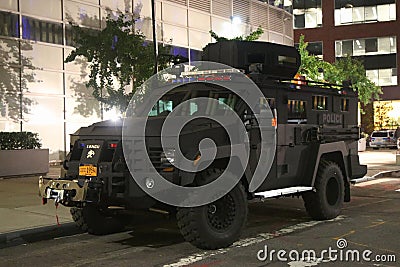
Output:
[{"left": 39, "top": 177, "right": 90, "bottom": 205}]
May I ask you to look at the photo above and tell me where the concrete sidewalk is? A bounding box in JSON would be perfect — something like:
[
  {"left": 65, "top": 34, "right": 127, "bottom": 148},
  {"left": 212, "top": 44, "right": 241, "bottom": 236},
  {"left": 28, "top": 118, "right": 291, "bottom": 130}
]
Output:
[
  {"left": 0, "top": 166, "right": 75, "bottom": 247},
  {"left": 0, "top": 151, "right": 399, "bottom": 247}
]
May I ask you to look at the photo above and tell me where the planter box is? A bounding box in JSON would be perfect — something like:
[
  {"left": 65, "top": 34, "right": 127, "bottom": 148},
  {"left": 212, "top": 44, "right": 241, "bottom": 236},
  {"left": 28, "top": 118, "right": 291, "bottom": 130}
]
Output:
[{"left": 0, "top": 149, "right": 49, "bottom": 177}]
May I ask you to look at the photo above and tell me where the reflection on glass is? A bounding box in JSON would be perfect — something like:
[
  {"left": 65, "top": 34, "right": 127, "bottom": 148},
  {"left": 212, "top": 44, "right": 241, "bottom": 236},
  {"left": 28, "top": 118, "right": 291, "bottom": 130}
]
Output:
[
  {"left": 22, "top": 43, "right": 63, "bottom": 70},
  {"left": 0, "top": 11, "right": 19, "bottom": 37},
  {"left": 20, "top": 0, "right": 62, "bottom": 21},
  {"left": 23, "top": 95, "right": 64, "bottom": 153},
  {"left": 64, "top": 1, "right": 100, "bottom": 28},
  {"left": 65, "top": 74, "right": 101, "bottom": 119},
  {"left": 22, "top": 16, "right": 63, "bottom": 45},
  {"left": 26, "top": 69, "right": 63, "bottom": 95}
]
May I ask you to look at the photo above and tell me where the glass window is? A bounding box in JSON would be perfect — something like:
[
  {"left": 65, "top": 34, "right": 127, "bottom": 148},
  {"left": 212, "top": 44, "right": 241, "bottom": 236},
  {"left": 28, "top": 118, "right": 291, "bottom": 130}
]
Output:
[
  {"left": 366, "top": 69, "right": 379, "bottom": 85},
  {"left": 190, "top": 49, "right": 202, "bottom": 61},
  {"left": 377, "top": 4, "right": 390, "bottom": 22},
  {"left": 342, "top": 40, "right": 353, "bottom": 56},
  {"left": 0, "top": 38, "right": 20, "bottom": 65},
  {"left": 379, "top": 69, "right": 392, "bottom": 86},
  {"left": 352, "top": 6, "right": 364, "bottom": 22},
  {"left": 335, "top": 3, "right": 396, "bottom": 25},
  {"left": 0, "top": 0, "right": 18, "bottom": 11},
  {"left": 171, "top": 46, "right": 188, "bottom": 59},
  {"left": 64, "top": 1, "right": 100, "bottom": 28},
  {"left": 294, "top": 14, "right": 305, "bottom": 28},
  {"left": 335, "top": 41, "right": 342, "bottom": 57},
  {"left": 22, "top": 95, "right": 64, "bottom": 154},
  {"left": 163, "top": 24, "right": 188, "bottom": 47},
  {"left": 293, "top": 0, "right": 321, "bottom": 28},
  {"left": 163, "top": 3, "right": 187, "bottom": 27},
  {"left": 189, "top": 30, "right": 210, "bottom": 50},
  {"left": 389, "top": 3, "right": 396, "bottom": 20},
  {"left": 353, "top": 39, "right": 365, "bottom": 56},
  {"left": 188, "top": 10, "right": 210, "bottom": 31},
  {"left": 378, "top": 37, "right": 391, "bottom": 54},
  {"left": 366, "top": 68, "right": 397, "bottom": 86},
  {"left": 341, "top": 98, "right": 349, "bottom": 112},
  {"left": 365, "top": 6, "right": 377, "bottom": 21},
  {"left": 339, "top": 7, "right": 352, "bottom": 24},
  {"left": 288, "top": 100, "right": 307, "bottom": 123},
  {"left": 21, "top": 43, "right": 63, "bottom": 70},
  {"left": 20, "top": 0, "right": 62, "bottom": 21},
  {"left": 312, "top": 95, "right": 328, "bottom": 110},
  {"left": 0, "top": 11, "right": 19, "bottom": 38},
  {"left": 22, "top": 16, "right": 63, "bottom": 45},
  {"left": 0, "top": 66, "right": 22, "bottom": 124},
  {"left": 365, "top": 38, "right": 378, "bottom": 53},
  {"left": 390, "top": 37, "right": 396, "bottom": 53},
  {"left": 305, "top": 10, "right": 318, "bottom": 28},
  {"left": 148, "top": 100, "right": 173, "bottom": 116},
  {"left": 101, "top": 0, "right": 130, "bottom": 12},
  {"left": 25, "top": 69, "right": 64, "bottom": 95},
  {"left": 64, "top": 48, "right": 90, "bottom": 73},
  {"left": 337, "top": 37, "right": 396, "bottom": 58}
]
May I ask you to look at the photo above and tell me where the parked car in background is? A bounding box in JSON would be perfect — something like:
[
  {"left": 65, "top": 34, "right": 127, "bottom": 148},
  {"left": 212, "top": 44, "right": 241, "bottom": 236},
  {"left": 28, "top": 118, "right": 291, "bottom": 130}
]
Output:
[{"left": 369, "top": 130, "right": 397, "bottom": 149}]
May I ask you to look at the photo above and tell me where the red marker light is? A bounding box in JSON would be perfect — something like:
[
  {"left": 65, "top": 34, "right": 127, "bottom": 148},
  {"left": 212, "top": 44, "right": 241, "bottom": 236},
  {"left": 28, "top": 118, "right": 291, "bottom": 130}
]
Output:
[{"left": 109, "top": 143, "right": 118, "bottom": 149}]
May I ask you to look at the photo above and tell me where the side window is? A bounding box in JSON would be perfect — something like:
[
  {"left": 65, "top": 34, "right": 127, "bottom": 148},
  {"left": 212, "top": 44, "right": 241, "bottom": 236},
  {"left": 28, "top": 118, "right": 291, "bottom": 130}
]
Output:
[
  {"left": 288, "top": 100, "right": 307, "bottom": 123},
  {"left": 312, "top": 95, "right": 328, "bottom": 110},
  {"left": 148, "top": 100, "right": 173, "bottom": 116},
  {"left": 341, "top": 98, "right": 349, "bottom": 112}
]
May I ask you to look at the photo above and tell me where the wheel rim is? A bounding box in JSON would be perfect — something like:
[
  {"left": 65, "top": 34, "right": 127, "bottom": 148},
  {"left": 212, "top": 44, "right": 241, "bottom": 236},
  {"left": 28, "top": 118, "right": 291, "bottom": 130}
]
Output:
[
  {"left": 326, "top": 177, "right": 340, "bottom": 206},
  {"left": 207, "top": 194, "right": 236, "bottom": 231}
]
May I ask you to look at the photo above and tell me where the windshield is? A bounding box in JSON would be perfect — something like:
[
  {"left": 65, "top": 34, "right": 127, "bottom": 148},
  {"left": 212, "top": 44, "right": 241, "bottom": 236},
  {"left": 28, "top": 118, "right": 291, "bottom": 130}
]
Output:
[{"left": 148, "top": 84, "right": 240, "bottom": 117}]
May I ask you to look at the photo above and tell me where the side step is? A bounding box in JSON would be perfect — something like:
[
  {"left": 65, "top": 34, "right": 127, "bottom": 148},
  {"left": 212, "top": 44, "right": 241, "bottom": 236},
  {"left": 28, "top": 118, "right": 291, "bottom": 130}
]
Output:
[{"left": 255, "top": 186, "right": 313, "bottom": 198}]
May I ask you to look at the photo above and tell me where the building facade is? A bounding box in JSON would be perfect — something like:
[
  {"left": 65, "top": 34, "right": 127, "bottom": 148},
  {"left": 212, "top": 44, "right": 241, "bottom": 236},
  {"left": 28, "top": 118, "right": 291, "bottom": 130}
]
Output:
[
  {"left": 0, "top": 0, "right": 294, "bottom": 158},
  {"left": 293, "top": 0, "right": 400, "bottom": 130}
]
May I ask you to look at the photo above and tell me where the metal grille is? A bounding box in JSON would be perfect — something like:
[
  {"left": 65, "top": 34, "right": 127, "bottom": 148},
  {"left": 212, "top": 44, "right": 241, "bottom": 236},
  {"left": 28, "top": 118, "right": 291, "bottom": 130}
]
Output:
[
  {"left": 212, "top": 0, "right": 232, "bottom": 18},
  {"left": 233, "top": 0, "right": 250, "bottom": 24},
  {"left": 166, "top": 0, "right": 187, "bottom": 6},
  {"left": 250, "top": 1, "right": 268, "bottom": 28},
  {"left": 269, "top": 7, "right": 283, "bottom": 32},
  {"left": 189, "top": 0, "right": 211, "bottom": 13},
  {"left": 284, "top": 14, "right": 293, "bottom": 37}
]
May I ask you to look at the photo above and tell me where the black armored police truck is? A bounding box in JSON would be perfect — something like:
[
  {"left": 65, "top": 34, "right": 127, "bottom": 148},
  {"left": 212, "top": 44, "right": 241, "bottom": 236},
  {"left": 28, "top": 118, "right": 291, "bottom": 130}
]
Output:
[{"left": 39, "top": 40, "right": 367, "bottom": 250}]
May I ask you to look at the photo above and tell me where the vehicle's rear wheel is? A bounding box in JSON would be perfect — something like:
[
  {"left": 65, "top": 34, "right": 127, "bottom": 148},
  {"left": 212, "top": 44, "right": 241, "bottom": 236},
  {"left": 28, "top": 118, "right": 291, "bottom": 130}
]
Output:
[
  {"left": 302, "top": 160, "right": 344, "bottom": 220},
  {"left": 176, "top": 172, "right": 248, "bottom": 250},
  {"left": 70, "top": 205, "right": 125, "bottom": 235}
]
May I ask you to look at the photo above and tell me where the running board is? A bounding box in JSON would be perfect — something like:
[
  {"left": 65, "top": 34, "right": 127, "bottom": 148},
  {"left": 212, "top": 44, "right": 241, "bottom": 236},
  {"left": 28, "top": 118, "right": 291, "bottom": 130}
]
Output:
[{"left": 255, "top": 186, "right": 313, "bottom": 198}]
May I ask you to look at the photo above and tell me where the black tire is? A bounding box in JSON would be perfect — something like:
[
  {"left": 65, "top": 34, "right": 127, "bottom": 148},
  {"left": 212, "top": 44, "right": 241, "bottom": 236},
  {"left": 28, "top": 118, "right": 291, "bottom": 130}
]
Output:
[
  {"left": 302, "top": 160, "right": 345, "bottom": 220},
  {"left": 176, "top": 180, "right": 248, "bottom": 250},
  {"left": 70, "top": 205, "right": 125, "bottom": 235}
]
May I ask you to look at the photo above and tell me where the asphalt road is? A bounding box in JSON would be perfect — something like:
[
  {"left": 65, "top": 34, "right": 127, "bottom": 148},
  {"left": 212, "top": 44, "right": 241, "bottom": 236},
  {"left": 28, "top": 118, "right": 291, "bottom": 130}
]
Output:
[
  {"left": 0, "top": 149, "right": 399, "bottom": 266},
  {"left": 0, "top": 175, "right": 399, "bottom": 267}
]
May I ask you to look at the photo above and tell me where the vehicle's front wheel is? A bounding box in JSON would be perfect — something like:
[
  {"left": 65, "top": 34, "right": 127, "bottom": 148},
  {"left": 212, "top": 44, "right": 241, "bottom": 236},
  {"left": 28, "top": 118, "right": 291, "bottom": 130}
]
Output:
[
  {"left": 70, "top": 205, "right": 125, "bottom": 235},
  {"left": 302, "top": 160, "right": 344, "bottom": 220},
  {"left": 176, "top": 181, "right": 248, "bottom": 250}
]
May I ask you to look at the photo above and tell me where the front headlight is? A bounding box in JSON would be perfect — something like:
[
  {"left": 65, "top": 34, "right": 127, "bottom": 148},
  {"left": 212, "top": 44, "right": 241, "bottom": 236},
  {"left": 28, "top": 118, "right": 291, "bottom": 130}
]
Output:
[{"left": 161, "top": 148, "right": 175, "bottom": 165}]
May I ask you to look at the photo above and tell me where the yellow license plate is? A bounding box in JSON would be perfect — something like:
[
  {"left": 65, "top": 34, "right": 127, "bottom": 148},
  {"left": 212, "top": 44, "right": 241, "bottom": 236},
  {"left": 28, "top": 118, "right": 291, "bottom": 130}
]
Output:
[{"left": 79, "top": 165, "right": 97, "bottom": 177}]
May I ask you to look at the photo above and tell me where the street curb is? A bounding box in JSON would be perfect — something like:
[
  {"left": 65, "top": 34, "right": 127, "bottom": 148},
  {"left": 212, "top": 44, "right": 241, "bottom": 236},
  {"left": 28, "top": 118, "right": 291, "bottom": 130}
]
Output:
[
  {"left": 0, "top": 222, "right": 80, "bottom": 248},
  {"left": 351, "top": 169, "right": 400, "bottom": 184}
]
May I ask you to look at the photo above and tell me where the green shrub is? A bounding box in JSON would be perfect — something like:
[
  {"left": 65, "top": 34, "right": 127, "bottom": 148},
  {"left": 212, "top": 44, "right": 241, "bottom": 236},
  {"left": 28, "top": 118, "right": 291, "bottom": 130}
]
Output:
[{"left": 0, "top": 132, "right": 42, "bottom": 150}]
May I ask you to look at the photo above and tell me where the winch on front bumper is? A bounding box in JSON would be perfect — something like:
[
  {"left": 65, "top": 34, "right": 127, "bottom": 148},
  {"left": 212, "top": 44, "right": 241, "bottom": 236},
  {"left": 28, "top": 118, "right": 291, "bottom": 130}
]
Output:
[{"left": 39, "top": 177, "right": 90, "bottom": 206}]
